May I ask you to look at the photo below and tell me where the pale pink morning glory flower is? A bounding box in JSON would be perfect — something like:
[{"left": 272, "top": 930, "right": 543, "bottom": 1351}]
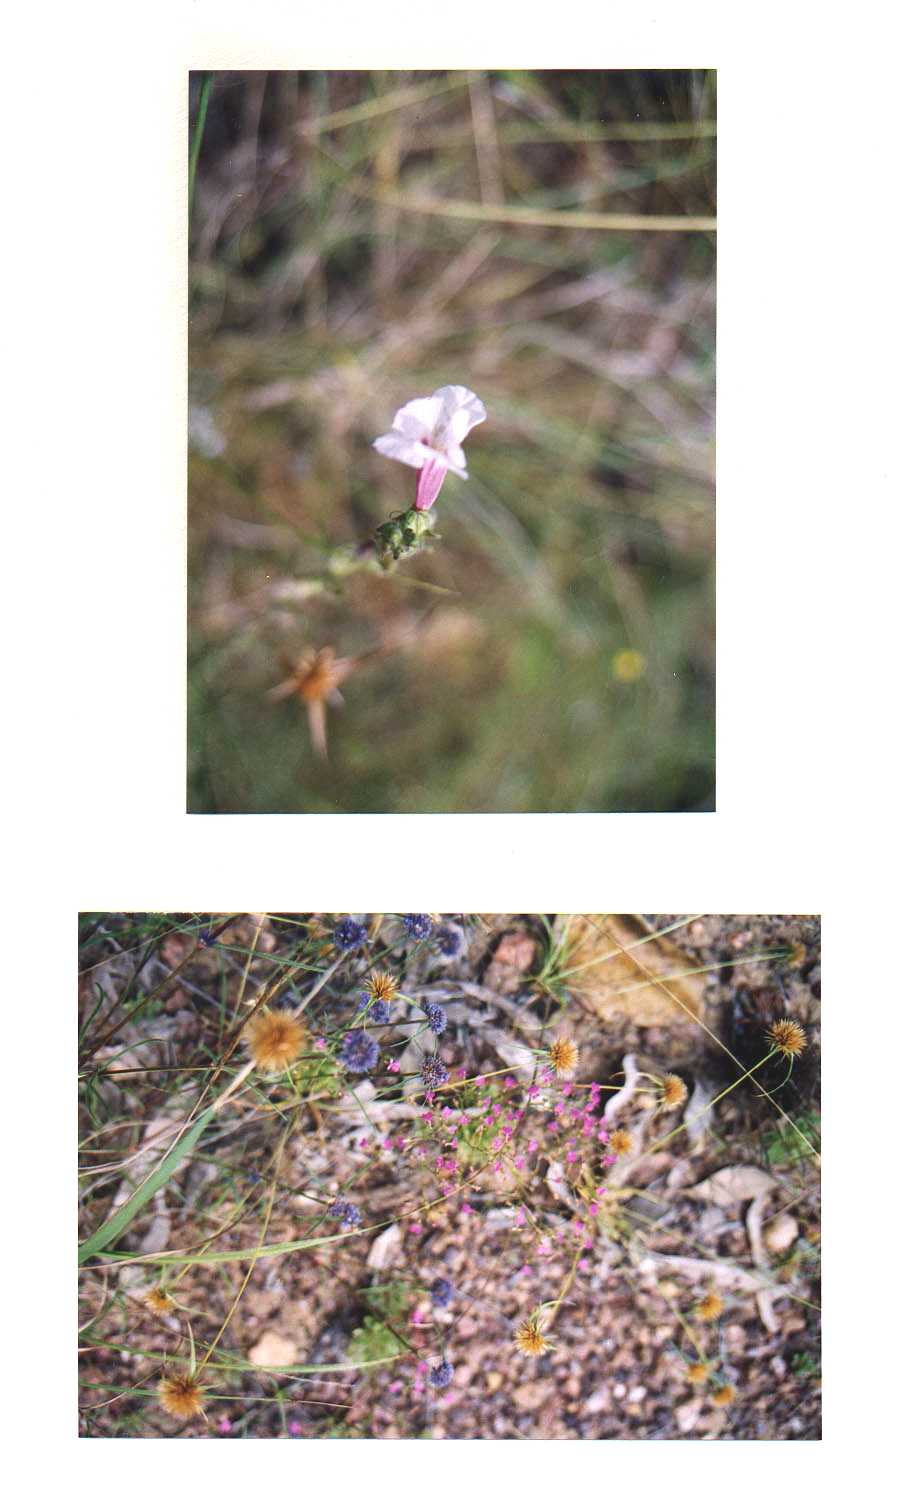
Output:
[{"left": 373, "top": 384, "right": 487, "bottom": 511}]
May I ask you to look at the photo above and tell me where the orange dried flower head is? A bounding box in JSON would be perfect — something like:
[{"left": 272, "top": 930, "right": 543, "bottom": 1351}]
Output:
[
  {"left": 608, "top": 1128, "right": 633, "bottom": 1155},
  {"left": 659, "top": 1073, "right": 688, "bottom": 1111},
  {"left": 548, "top": 1036, "right": 579, "bottom": 1078},
  {"left": 686, "top": 1362, "right": 710, "bottom": 1385},
  {"left": 768, "top": 1018, "right": 807, "bottom": 1058},
  {"left": 144, "top": 1287, "right": 176, "bottom": 1317},
  {"left": 515, "top": 1317, "right": 549, "bottom": 1357},
  {"left": 696, "top": 1292, "right": 724, "bottom": 1322},
  {"left": 157, "top": 1373, "right": 206, "bottom": 1420},
  {"left": 711, "top": 1383, "right": 737, "bottom": 1407},
  {"left": 365, "top": 970, "right": 399, "bottom": 1004},
  {"left": 244, "top": 1008, "right": 307, "bottom": 1073}
]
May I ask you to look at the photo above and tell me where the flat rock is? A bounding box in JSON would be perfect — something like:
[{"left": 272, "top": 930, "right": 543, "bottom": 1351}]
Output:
[{"left": 248, "top": 1330, "right": 298, "bottom": 1367}]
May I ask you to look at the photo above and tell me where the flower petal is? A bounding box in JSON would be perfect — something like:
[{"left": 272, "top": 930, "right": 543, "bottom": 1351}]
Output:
[
  {"left": 391, "top": 395, "right": 443, "bottom": 443},
  {"left": 373, "top": 431, "right": 430, "bottom": 470},
  {"left": 415, "top": 455, "right": 449, "bottom": 510},
  {"left": 431, "top": 385, "right": 487, "bottom": 446}
]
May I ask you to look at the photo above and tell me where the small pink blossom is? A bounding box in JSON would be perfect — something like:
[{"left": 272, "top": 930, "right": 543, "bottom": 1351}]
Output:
[
  {"left": 387, "top": 1058, "right": 401, "bottom": 1073},
  {"left": 373, "top": 385, "right": 487, "bottom": 511},
  {"left": 288, "top": 1420, "right": 302, "bottom": 1436},
  {"left": 218, "top": 1417, "right": 233, "bottom": 1435},
  {"left": 461, "top": 1202, "right": 474, "bottom": 1215},
  {"left": 519, "top": 1263, "right": 533, "bottom": 1276},
  {"left": 408, "top": 1221, "right": 423, "bottom": 1235},
  {"left": 313, "top": 1036, "right": 327, "bottom": 1050}
]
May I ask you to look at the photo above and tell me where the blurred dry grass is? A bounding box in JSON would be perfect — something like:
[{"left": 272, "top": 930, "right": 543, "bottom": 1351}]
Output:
[{"left": 188, "top": 70, "right": 715, "bottom": 812}]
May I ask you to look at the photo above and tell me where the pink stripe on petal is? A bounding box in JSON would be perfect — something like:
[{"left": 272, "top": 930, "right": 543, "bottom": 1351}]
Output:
[{"left": 415, "top": 455, "right": 448, "bottom": 510}]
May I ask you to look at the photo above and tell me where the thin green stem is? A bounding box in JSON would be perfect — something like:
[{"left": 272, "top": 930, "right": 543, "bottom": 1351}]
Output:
[{"left": 188, "top": 73, "right": 212, "bottom": 224}]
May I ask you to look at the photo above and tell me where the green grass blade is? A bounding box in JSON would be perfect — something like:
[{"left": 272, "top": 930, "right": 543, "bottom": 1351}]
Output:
[{"left": 78, "top": 1102, "right": 216, "bottom": 1264}]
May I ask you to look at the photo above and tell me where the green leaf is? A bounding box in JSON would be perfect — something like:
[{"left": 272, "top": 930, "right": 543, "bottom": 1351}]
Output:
[{"left": 78, "top": 1103, "right": 217, "bottom": 1264}]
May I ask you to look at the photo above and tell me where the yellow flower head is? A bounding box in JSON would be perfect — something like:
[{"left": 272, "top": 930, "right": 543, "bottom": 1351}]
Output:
[
  {"left": 548, "top": 1036, "right": 579, "bottom": 1078},
  {"left": 685, "top": 1361, "right": 710, "bottom": 1385},
  {"left": 608, "top": 1128, "right": 633, "bottom": 1156},
  {"left": 659, "top": 1073, "right": 688, "bottom": 1111},
  {"left": 768, "top": 1018, "right": 807, "bottom": 1058},
  {"left": 157, "top": 1373, "right": 206, "bottom": 1420},
  {"left": 244, "top": 1008, "right": 307, "bottom": 1073},
  {"left": 696, "top": 1292, "right": 724, "bottom": 1322},
  {"left": 144, "top": 1287, "right": 176, "bottom": 1317},
  {"left": 711, "top": 1383, "right": 737, "bottom": 1407},
  {"left": 514, "top": 1316, "right": 549, "bottom": 1357},
  {"left": 364, "top": 970, "right": 399, "bottom": 1004},
  {"left": 611, "top": 648, "right": 646, "bottom": 684}
]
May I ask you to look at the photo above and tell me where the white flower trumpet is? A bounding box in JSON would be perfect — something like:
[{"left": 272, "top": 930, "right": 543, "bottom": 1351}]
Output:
[{"left": 373, "top": 384, "right": 487, "bottom": 510}]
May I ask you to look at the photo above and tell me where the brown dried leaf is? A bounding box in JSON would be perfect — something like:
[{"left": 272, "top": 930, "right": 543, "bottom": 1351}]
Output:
[
  {"left": 687, "top": 1166, "right": 778, "bottom": 1208},
  {"left": 557, "top": 915, "right": 705, "bottom": 1027}
]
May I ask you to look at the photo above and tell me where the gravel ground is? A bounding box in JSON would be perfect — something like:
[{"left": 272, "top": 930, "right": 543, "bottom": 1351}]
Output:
[{"left": 78, "top": 914, "right": 820, "bottom": 1440}]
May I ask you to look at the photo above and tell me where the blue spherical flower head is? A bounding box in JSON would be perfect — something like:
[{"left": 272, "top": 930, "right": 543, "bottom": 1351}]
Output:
[
  {"left": 434, "top": 925, "right": 462, "bottom": 956},
  {"left": 328, "top": 1199, "right": 362, "bottom": 1227},
  {"left": 429, "top": 1359, "right": 453, "bottom": 1390},
  {"left": 334, "top": 918, "right": 369, "bottom": 951},
  {"left": 421, "top": 1055, "right": 449, "bottom": 1091},
  {"left": 340, "top": 1029, "right": 381, "bottom": 1073},
  {"left": 358, "top": 995, "right": 391, "bottom": 1024},
  {"left": 423, "top": 1001, "right": 448, "bottom": 1036},
  {"left": 430, "top": 1277, "right": 454, "bottom": 1309},
  {"left": 403, "top": 914, "right": 433, "bottom": 941}
]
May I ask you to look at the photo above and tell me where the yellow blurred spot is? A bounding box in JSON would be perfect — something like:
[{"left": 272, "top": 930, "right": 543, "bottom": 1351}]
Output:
[{"left": 611, "top": 648, "right": 646, "bottom": 683}]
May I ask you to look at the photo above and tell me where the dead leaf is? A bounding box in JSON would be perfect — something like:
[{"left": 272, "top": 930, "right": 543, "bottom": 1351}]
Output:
[
  {"left": 764, "top": 1213, "right": 799, "bottom": 1254},
  {"left": 556, "top": 915, "right": 705, "bottom": 1027},
  {"left": 366, "top": 1223, "right": 403, "bottom": 1271},
  {"left": 687, "top": 1166, "right": 778, "bottom": 1208}
]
